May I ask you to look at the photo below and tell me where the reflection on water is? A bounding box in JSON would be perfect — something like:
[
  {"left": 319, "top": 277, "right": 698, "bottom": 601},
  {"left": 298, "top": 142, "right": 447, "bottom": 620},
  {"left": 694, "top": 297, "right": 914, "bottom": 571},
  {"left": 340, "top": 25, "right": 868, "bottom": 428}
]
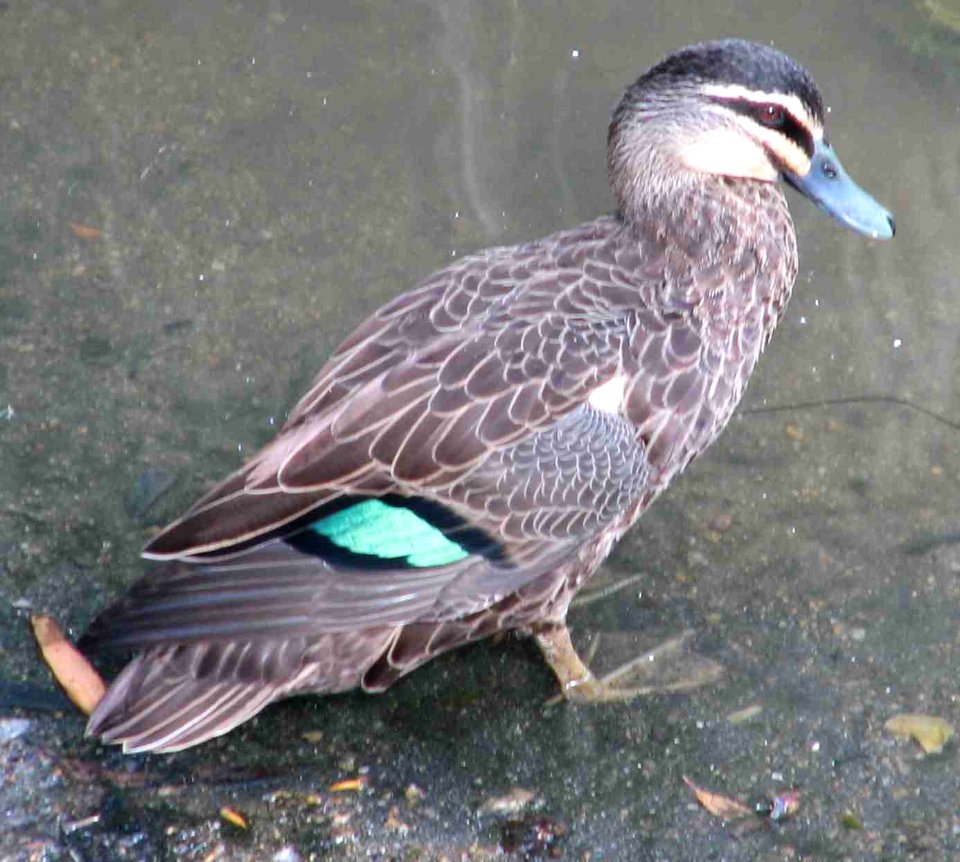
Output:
[{"left": 0, "top": 1, "right": 958, "bottom": 859}]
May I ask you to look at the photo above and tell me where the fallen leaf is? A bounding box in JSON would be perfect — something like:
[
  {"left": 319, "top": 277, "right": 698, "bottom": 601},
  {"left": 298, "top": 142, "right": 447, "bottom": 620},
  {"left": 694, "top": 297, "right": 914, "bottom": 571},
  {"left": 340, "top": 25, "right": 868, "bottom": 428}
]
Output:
[
  {"left": 329, "top": 776, "right": 369, "bottom": 792},
  {"left": 219, "top": 806, "right": 248, "bottom": 829},
  {"left": 68, "top": 222, "right": 102, "bottom": 241},
  {"left": 480, "top": 787, "right": 537, "bottom": 815},
  {"left": 31, "top": 615, "right": 106, "bottom": 715},
  {"left": 683, "top": 776, "right": 752, "bottom": 820},
  {"left": 301, "top": 730, "right": 324, "bottom": 743},
  {"left": 725, "top": 704, "right": 762, "bottom": 724},
  {"left": 885, "top": 713, "right": 954, "bottom": 754}
]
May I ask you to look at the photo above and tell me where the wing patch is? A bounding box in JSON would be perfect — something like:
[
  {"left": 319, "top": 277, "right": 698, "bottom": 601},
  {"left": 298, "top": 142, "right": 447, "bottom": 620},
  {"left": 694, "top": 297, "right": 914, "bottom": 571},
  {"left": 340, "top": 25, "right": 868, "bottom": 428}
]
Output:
[{"left": 308, "top": 499, "right": 471, "bottom": 567}]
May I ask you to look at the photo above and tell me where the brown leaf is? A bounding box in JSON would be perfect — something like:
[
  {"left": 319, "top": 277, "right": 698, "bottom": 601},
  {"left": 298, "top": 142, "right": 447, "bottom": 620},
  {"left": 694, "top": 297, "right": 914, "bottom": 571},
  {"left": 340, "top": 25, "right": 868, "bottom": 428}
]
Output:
[
  {"left": 885, "top": 713, "right": 954, "bottom": 754},
  {"left": 68, "top": 222, "right": 102, "bottom": 241},
  {"left": 219, "top": 806, "right": 248, "bottom": 829},
  {"left": 329, "top": 776, "right": 369, "bottom": 792},
  {"left": 31, "top": 615, "right": 106, "bottom": 715},
  {"left": 683, "top": 776, "right": 753, "bottom": 820}
]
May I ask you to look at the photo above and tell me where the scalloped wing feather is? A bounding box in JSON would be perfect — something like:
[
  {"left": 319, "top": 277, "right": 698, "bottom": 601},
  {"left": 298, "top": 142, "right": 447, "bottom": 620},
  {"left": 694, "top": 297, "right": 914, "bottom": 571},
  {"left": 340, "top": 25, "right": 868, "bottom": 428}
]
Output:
[{"left": 145, "top": 218, "right": 644, "bottom": 559}]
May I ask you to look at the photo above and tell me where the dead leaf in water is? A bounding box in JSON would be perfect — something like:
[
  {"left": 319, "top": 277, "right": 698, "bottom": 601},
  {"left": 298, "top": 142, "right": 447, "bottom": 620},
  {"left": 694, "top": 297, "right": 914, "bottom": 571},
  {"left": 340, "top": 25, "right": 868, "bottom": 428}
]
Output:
[
  {"left": 725, "top": 703, "right": 763, "bottom": 724},
  {"left": 885, "top": 713, "right": 954, "bottom": 754},
  {"left": 480, "top": 787, "right": 537, "bottom": 816},
  {"left": 68, "top": 222, "right": 102, "bottom": 241},
  {"left": 219, "top": 806, "right": 249, "bottom": 829},
  {"left": 683, "top": 776, "right": 752, "bottom": 820},
  {"left": 329, "top": 776, "right": 369, "bottom": 792},
  {"left": 31, "top": 615, "right": 106, "bottom": 715}
]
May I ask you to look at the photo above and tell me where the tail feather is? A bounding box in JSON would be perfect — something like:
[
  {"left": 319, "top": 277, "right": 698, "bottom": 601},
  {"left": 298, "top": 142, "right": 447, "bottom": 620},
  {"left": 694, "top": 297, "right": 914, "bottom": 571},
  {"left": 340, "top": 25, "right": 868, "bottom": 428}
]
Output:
[
  {"left": 86, "top": 648, "right": 281, "bottom": 753},
  {"left": 85, "top": 628, "right": 401, "bottom": 753}
]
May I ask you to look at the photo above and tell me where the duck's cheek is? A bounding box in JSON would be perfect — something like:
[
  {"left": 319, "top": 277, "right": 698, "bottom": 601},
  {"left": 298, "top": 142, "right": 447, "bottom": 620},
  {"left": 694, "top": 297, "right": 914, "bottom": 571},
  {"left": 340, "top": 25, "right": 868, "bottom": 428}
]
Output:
[{"left": 678, "top": 128, "right": 778, "bottom": 182}]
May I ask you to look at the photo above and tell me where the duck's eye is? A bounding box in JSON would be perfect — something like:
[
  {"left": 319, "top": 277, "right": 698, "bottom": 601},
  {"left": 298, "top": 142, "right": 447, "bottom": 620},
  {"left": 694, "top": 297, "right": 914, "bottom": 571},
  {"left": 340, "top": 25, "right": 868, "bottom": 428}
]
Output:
[{"left": 756, "top": 104, "right": 786, "bottom": 128}]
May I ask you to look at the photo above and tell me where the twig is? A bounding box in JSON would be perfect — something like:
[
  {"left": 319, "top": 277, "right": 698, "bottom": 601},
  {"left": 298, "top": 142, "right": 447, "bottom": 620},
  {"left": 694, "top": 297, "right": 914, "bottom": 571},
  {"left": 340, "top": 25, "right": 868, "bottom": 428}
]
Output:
[
  {"left": 569, "top": 573, "right": 646, "bottom": 611},
  {"left": 745, "top": 394, "right": 960, "bottom": 434}
]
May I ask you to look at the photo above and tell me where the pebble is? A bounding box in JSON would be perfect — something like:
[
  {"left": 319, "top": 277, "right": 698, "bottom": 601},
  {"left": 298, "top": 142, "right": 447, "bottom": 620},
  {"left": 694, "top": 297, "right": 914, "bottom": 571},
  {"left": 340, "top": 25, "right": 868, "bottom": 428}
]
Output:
[{"left": 0, "top": 718, "right": 33, "bottom": 743}]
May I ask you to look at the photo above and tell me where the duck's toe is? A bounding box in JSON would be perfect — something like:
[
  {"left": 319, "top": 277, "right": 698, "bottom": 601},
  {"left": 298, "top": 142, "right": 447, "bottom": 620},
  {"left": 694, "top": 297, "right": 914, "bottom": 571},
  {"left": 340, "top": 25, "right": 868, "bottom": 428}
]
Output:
[{"left": 535, "top": 624, "right": 724, "bottom": 706}]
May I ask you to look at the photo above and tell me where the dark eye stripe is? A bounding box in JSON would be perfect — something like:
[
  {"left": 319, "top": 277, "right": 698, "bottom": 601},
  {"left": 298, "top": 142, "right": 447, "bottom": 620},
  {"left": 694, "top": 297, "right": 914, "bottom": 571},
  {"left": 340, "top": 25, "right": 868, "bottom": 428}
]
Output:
[{"left": 709, "top": 96, "right": 815, "bottom": 158}]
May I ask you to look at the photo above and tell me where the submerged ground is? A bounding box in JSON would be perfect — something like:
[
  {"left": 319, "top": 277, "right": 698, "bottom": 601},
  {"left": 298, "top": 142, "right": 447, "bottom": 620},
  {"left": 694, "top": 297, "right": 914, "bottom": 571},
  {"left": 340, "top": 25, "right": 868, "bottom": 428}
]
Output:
[{"left": 2, "top": 1, "right": 959, "bottom": 859}]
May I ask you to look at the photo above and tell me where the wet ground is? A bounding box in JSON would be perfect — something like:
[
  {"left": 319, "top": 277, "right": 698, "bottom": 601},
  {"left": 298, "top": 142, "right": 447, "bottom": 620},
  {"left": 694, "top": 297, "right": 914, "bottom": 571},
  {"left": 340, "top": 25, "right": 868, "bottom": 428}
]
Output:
[{"left": 2, "top": 1, "right": 959, "bottom": 860}]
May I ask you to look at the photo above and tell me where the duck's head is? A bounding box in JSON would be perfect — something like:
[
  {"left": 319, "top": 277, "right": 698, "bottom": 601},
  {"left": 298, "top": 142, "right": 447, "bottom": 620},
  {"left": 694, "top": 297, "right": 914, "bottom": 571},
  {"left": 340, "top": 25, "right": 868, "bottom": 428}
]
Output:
[{"left": 608, "top": 39, "right": 894, "bottom": 240}]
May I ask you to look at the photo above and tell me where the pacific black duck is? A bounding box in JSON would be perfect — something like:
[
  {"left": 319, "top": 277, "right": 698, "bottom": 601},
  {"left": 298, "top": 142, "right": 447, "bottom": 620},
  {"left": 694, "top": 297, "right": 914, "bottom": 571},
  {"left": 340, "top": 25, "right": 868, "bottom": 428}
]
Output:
[{"left": 82, "top": 39, "right": 894, "bottom": 753}]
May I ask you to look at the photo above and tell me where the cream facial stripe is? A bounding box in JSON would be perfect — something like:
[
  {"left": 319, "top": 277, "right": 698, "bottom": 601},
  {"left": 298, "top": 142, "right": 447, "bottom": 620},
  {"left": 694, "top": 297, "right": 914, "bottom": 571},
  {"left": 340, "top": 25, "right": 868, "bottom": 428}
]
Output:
[
  {"left": 679, "top": 127, "right": 779, "bottom": 181},
  {"left": 700, "top": 83, "right": 822, "bottom": 176},
  {"left": 730, "top": 115, "right": 810, "bottom": 175},
  {"left": 700, "top": 84, "right": 823, "bottom": 139}
]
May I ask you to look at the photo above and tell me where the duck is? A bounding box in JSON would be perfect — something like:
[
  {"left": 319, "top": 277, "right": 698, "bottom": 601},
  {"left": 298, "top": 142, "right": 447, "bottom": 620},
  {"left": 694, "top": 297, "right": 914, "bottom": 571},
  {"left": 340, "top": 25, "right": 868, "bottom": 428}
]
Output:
[{"left": 81, "top": 39, "right": 894, "bottom": 753}]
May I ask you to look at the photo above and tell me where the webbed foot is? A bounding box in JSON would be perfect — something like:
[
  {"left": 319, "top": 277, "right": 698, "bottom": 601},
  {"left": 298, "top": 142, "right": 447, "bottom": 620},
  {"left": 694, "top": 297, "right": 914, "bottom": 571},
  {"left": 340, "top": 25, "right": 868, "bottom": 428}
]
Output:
[{"left": 533, "top": 624, "right": 721, "bottom": 705}]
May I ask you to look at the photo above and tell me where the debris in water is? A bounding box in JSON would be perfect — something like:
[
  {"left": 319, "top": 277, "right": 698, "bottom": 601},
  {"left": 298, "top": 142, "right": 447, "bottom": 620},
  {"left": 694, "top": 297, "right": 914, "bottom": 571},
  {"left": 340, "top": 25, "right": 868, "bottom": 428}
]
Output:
[
  {"left": 683, "top": 776, "right": 752, "bottom": 820},
  {"left": 725, "top": 703, "right": 763, "bottom": 724},
  {"left": 219, "top": 806, "right": 249, "bottom": 829},
  {"left": 329, "top": 775, "right": 369, "bottom": 792},
  {"left": 885, "top": 713, "right": 954, "bottom": 754},
  {"left": 480, "top": 787, "right": 537, "bottom": 816},
  {"left": 69, "top": 222, "right": 102, "bottom": 240},
  {"left": 0, "top": 717, "right": 33, "bottom": 742},
  {"left": 31, "top": 615, "right": 106, "bottom": 715},
  {"left": 404, "top": 783, "right": 425, "bottom": 806},
  {"left": 758, "top": 789, "right": 802, "bottom": 822},
  {"left": 841, "top": 810, "right": 864, "bottom": 830},
  {"left": 499, "top": 815, "right": 567, "bottom": 859}
]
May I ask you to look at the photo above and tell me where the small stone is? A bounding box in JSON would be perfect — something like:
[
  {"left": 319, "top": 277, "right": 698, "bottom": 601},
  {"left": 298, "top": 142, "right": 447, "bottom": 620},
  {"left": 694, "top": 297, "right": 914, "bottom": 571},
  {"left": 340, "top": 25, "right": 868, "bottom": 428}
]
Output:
[{"left": 0, "top": 718, "right": 32, "bottom": 742}]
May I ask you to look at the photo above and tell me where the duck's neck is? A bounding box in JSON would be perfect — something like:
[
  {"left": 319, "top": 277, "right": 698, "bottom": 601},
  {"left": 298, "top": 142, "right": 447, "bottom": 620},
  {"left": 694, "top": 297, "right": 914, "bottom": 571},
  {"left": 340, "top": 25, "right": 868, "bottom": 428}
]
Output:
[{"left": 619, "top": 167, "right": 799, "bottom": 349}]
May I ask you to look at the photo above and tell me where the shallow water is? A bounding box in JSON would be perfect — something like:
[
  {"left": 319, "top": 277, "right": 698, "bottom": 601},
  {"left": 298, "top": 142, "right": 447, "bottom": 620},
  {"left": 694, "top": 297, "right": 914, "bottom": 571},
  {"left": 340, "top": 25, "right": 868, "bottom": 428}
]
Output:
[{"left": 1, "top": 1, "right": 959, "bottom": 859}]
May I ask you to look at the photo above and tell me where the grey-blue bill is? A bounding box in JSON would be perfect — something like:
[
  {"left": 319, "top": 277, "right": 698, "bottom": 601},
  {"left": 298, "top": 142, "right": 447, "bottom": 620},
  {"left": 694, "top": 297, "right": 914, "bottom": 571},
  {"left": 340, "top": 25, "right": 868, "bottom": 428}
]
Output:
[{"left": 785, "top": 139, "right": 895, "bottom": 239}]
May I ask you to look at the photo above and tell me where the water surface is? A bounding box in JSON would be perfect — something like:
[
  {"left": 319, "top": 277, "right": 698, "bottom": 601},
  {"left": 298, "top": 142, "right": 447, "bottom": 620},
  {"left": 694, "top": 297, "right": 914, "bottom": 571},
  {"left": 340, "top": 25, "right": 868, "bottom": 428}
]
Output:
[{"left": 1, "top": 2, "right": 958, "bottom": 859}]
